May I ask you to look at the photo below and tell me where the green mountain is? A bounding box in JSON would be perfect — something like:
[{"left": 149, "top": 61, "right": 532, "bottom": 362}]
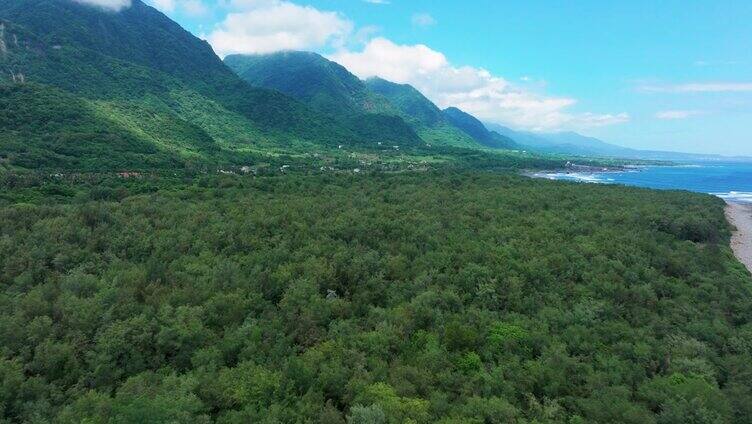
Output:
[
  {"left": 0, "top": 0, "right": 364, "bottom": 170},
  {"left": 0, "top": 83, "right": 193, "bottom": 170},
  {"left": 225, "top": 51, "right": 395, "bottom": 117},
  {"left": 225, "top": 52, "right": 423, "bottom": 148},
  {"left": 225, "top": 52, "right": 485, "bottom": 151},
  {"left": 443, "top": 107, "right": 517, "bottom": 149},
  {"left": 364, "top": 78, "right": 483, "bottom": 149}
]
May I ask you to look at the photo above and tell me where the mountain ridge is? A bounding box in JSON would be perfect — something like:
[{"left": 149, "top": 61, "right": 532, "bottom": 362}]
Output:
[
  {"left": 487, "top": 123, "right": 752, "bottom": 162},
  {"left": 363, "top": 77, "right": 482, "bottom": 149},
  {"left": 225, "top": 51, "right": 521, "bottom": 151},
  {"left": 0, "top": 0, "right": 376, "bottom": 169},
  {"left": 443, "top": 107, "right": 517, "bottom": 150},
  {"left": 225, "top": 51, "right": 396, "bottom": 117},
  {"left": 224, "top": 51, "right": 424, "bottom": 148}
]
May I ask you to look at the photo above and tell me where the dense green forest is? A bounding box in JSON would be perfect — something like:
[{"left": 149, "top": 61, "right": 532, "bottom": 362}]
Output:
[
  {"left": 2, "top": 2, "right": 752, "bottom": 424},
  {"left": 1, "top": 171, "right": 751, "bottom": 423}
]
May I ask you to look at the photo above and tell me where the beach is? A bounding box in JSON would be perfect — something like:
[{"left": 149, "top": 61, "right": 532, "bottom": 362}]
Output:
[{"left": 726, "top": 202, "right": 752, "bottom": 273}]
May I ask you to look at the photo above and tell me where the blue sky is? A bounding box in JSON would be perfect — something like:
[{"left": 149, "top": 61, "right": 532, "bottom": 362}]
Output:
[{"left": 136, "top": 0, "right": 752, "bottom": 155}]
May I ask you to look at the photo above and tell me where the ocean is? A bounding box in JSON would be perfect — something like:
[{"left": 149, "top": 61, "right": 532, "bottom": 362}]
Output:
[{"left": 534, "top": 162, "right": 752, "bottom": 203}]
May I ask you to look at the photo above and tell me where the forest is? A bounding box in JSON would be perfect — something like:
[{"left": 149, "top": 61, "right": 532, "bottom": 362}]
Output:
[{"left": 1, "top": 171, "right": 751, "bottom": 423}]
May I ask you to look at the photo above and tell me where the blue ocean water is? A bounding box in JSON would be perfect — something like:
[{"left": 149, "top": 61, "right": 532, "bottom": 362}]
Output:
[{"left": 535, "top": 162, "right": 752, "bottom": 203}]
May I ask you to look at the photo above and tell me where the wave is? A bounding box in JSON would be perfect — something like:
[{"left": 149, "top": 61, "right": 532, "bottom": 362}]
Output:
[
  {"left": 713, "top": 191, "right": 752, "bottom": 203},
  {"left": 534, "top": 172, "right": 610, "bottom": 184}
]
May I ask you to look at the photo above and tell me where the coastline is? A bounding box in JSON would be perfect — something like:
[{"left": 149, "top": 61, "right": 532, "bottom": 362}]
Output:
[
  {"left": 523, "top": 164, "right": 641, "bottom": 185},
  {"left": 725, "top": 201, "right": 752, "bottom": 274}
]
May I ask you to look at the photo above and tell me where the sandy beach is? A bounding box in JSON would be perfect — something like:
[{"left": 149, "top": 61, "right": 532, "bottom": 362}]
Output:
[{"left": 726, "top": 202, "right": 752, "bottom": 273}]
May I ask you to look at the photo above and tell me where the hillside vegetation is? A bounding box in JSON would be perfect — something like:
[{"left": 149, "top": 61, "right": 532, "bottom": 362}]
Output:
[
  {"left": 225, "top": 51, "right": 507, "bottom": 152},
  {"left": 1, "top": 172, "right": 751, "bottom": 423},
  {"left": 443, "top": 107, "right": 517, "bottom": 150},
  {"left": 225, "top": 52, "right": 396, "bottom": 118},
  {"left": 225, "top": 52, "right": 424, "bottom": 149},
  {"left": 365, "top": 78, "right": 482, "bottom": 149},
  {"left": 0, "top": 0, "right": 360, "bottom": 170}
]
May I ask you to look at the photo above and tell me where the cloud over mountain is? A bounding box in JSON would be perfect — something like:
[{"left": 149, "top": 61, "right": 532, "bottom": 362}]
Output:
[
  {"left": 199, "top": 0, "right": 628, "bottom": 131},
  {"left": 330, "top": 38, "right": 629, "bottom": 131},
  {"left": 206, "top": 0, "right": 352, "bottom": 56},
  {"left": 72, "top": 0, "right": 131, "bottom": 11},
  {"left": 150, "top": 0, "right": 207, "bottom": 15}
]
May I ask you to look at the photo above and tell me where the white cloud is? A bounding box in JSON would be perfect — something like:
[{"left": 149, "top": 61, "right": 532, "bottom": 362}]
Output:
[
  {"left": 641, "top": 82, "right": 752, "bottom": 93},
  {"left": 331, "top": 38, "right": 446, "bottom": 82},
  {"left": 151, "top": 0, "right": 174, "bottom": 11},
  {"left": 223, "top": 0, "right": 278, "bottom": 9},
  {"left": 205, "top": 1, "right": 353, "bottom": 56},
  {"left": 693, "top": 60, "right": 738, "bottom": 67},
  {"left": 182, "top": 0, "right": 207, "bottom": 15},
  {"left": 330, "top": 38, "right": 629, "bottom": 131},
  {"left": 149, "top": 0, "right": 207, "bottom": 15},
  {"left": 72, "top": 0, "right": 131, "bottom": 11},
  {"left": 364, "top": 0, "right": 390, "bottom": 4},
  {"left": 412, "top": 13, "right": 436, "bottom": 28},
  {"left": 655, "top": 110, "right": 704, "bottom": 120},
  {"left": 353, "top": 25, "right": 381, "bottom": 45}
]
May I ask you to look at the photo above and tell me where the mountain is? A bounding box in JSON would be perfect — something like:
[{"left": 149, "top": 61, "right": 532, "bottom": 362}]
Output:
[
  {"left": 0, "top": 0, "right": 364, "bottom": 170},
  {"left": 443, "top": 107, "right": 517, "bottom": 149},
  {"left": 486, "top": 123, "right": 752, "bottom": 162},
  {"left": 226, "top": 52, "right": 527, "bottom": 152},
  {"left": 226, "top": 52, "right": 525, "bottom": 152},
  {"left": 225, "top": 52, "right": 423, "bottom": 148},
  {"left": 364, "top": 78, "right": 482, "bottom": 149},
  {"left": 484, "top": 124, "right": 629, "bottom": 156},
  {"left": 0, "top": 83, "right": 185, "bottom": 170},
  {"left": 225, "top": 51, "right": 395, "bottom": 117}
]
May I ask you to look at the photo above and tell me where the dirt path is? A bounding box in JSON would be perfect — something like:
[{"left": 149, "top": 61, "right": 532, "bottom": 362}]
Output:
[{"left": 725, "top": 202, "right": 752, "bottom": 273}]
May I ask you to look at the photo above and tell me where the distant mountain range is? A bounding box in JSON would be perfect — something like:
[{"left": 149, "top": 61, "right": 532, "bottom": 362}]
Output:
[
  {"left": 226, "top": 50, "right": 748, "bottom": 163},
  {"left": 443, "top": 108, "right": 516, "bottom": 150},
  {"left": 487, "top": 123, "right": 752, "bottom": 162}
]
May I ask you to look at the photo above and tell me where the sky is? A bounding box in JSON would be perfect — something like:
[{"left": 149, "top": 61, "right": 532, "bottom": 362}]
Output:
[{"left": 83, "top": 0, "right": 752, "bottom": 156}]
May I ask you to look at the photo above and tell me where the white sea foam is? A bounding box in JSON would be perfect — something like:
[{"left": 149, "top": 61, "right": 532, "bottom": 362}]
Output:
[
  {"left": 713, "top": 191, "right": 752, "bottom": 203},
  {"left": 534, "top": 172, "right": 608, "bottom": 184}
]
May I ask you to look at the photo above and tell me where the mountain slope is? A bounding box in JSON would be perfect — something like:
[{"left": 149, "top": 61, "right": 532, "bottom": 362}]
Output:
[
  {"left": 486, "top": 124, "right": 635, "bottom": 156},
  {"left": 0, "top": 0, "right": 223, "bottom": 82},
  {"left": 0, "top": 0, "right": 364, "bottom": 170},
  {"left": 443, "top": 107, "right": 517, "bottom": 149},
  {"left": 225, "top": 52, "right": 423, "bottom": 148},
  {"left": 365, "top": 78, "right": 445, "bottom": 126},
  {"left": 0, "top": 83, "right": 190, "bottom": 170},
  {"left": 225, "top": 53, "right": 523, "bottom": 152},
  {"left": 364, "top": 78, "right": 482, "bottom": 149},
  {"left": 225, "top": 52, "right": 395, "bottom": 117},
  {"left": 486, "top": 123, "right": 737, "bottom": 161}
]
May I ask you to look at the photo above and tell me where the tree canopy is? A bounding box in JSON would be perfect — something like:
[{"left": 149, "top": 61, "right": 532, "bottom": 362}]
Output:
[{"left": 1, "top": 171, "right": 750, "bottom": 423}]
